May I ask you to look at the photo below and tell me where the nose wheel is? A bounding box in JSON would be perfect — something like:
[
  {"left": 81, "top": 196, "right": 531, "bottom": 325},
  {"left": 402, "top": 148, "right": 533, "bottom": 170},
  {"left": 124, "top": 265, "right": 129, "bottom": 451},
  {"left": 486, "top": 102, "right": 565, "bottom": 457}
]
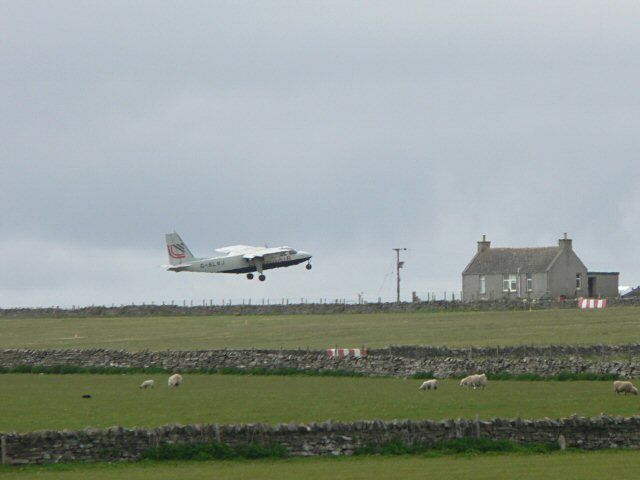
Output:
[
  {"left": 258, "top": 274, "right": 266, "bottom": 281},
  {"left": 306, "top": 263, "right": 312, "bottom": 270},
  {"left": 246, "top": 273, "right": 254, "bottom": 280}
]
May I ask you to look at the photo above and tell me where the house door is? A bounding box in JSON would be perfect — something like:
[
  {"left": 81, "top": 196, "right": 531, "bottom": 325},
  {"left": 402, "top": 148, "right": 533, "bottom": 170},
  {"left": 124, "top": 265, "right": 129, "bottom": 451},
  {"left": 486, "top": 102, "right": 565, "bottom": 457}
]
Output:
[{"left": 588, "top": 277, "right": 595, "bottom": 298}]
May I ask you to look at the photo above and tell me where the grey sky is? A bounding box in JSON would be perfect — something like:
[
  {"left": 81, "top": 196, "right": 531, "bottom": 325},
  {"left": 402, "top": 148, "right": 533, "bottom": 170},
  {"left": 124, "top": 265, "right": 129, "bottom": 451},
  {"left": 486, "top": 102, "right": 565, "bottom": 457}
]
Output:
[{"left": 2, "top": 1, "right": 639, "bottom": 307}]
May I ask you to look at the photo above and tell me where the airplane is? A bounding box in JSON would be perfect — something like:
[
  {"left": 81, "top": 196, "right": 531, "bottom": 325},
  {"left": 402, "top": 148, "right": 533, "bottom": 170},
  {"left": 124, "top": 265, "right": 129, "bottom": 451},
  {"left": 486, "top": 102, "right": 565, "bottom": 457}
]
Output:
[{"left": 164, "top": 232, "right": 312, "bottom": 281}]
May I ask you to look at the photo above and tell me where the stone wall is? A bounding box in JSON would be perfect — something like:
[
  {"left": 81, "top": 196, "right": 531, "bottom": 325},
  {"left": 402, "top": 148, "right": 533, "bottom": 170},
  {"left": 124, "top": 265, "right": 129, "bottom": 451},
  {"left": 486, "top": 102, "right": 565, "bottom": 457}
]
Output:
[
  {"left": 6, "top": 297, "right": 640, "bottom": 318},
  {"left": 2, "top": 346, "right": 640, "bottom": 378},
  {"left": 3, "top": 415, "right": 640, "bottom": 464}
]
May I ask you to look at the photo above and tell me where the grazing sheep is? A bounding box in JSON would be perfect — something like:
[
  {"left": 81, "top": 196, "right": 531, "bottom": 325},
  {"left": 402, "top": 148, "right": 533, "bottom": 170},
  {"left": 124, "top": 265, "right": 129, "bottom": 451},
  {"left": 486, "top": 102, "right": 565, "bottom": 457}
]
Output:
[
  {"left": 460, "top": 375, "right": 473, "bottom": 388},
  {"left": 474, "top": 373, "right": 488, "bottom": 389},
  {"left": 460, "top": 373, "right": 488, "bottom": 390},
  {"left": 168, "top": 373, "right": 183, "bottom": 388},
  {"left": 419, "top": 379, "right": 438, "bottom": 390},
  {"left": 613, "top": 380, "right": 638, "bottom": 395},
  {"left": 139, "top": 379, "right": 155, "bottom": 389}
]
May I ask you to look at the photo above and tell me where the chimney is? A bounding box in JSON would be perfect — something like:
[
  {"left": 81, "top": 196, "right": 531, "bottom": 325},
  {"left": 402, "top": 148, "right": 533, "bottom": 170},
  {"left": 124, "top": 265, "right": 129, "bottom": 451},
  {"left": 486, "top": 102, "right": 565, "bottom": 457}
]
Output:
[
  {"left": 558, "top": 232, "right": 572, "bottom": 251},
  {"left": 477, "top": 234, "right": 491, "bottom": 253}
]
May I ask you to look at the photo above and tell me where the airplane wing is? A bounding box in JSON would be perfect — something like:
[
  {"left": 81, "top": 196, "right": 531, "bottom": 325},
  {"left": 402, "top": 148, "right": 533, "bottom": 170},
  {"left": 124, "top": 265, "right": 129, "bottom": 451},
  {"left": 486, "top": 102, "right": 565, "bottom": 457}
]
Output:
[
  {"left": 215, "top": 245, "right": 257, "bottom": 255},
  {"left": 242, "top": 247, "right": 293, "bottom": 259},
  {"left": 216, "top": 245, "right": 296, "bottom": 259}
]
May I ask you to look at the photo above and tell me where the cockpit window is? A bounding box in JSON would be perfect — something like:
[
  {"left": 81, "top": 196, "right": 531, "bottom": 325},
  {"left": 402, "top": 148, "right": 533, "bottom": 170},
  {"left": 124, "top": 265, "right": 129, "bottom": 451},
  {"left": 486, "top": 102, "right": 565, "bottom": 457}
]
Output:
[{"left": 289, "top": 249, "right": 297, "bottom": 254}]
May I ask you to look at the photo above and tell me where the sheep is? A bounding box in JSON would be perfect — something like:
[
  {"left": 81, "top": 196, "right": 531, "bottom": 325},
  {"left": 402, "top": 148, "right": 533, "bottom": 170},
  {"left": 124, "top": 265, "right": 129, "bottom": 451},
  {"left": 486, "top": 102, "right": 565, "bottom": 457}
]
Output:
[
  {"left": 419, "top": 379, "right": 438, "bottom": 390},
  {"left": 460, "top": 375, "right": 471, "bottom": 387},
  {"left": 474, "top": 373, "right": 488, "bottom": 389},
  {"left": 460, "top": 373, "right": 488, "bottom": 390},
  {"left": 613, "top": 380, "right": 638, "bottom": 395},
  {"left": 168, "top": 373, "right": 183, "bottom": 388},
  {"left": 139, "top": 379, "right": 155, "bottom": 389}
]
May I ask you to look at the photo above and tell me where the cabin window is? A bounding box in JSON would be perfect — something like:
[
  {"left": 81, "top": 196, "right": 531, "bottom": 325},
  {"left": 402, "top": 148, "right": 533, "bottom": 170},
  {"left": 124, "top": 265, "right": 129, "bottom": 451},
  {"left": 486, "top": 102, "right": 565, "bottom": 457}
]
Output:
[
  {"left": 503, "top": 274, "right": 517, "bottom": 292},
  {"left": 479, "top": 275, "right": 486, "bottom": 294},
  {"left": 576, "top": 273, "right": 582, "bottom": 290},
  {"left": 526, "top": 273, "right": 533, "bottom": 292}
]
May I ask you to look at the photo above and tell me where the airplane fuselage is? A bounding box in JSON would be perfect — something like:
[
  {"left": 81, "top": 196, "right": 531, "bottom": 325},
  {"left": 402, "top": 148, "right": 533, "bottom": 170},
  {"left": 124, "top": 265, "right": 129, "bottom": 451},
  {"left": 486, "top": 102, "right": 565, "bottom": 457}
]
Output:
[{"left": 170, "top": 250, "right": 311, "bottom": 274}]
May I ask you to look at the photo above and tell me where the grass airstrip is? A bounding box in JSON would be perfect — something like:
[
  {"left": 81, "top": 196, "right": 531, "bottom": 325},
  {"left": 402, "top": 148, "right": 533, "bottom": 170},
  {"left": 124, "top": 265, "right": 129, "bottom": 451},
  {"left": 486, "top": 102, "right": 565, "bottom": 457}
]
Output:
[
  {"left": 1, "top": 307, "right": 640, "bottom": 350},
  {"left": 2, "top": 450, "right": 640, "bottom": 480},
  {"left": 1, "top": 375, "right": 638, "bottom": 432}
]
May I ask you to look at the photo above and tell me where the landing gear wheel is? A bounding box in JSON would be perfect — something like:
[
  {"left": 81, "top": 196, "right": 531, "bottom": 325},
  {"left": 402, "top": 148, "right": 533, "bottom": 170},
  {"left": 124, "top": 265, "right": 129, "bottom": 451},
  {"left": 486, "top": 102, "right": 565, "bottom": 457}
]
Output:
[
  {"left": 306, "top": 263, "right": 312, "bottom": 270},
  {"left": 258, "top": 274, "right": 266, "bottom": 282},
  {"left": 246, "top": 273, "right": 254, "bottom": 280}
]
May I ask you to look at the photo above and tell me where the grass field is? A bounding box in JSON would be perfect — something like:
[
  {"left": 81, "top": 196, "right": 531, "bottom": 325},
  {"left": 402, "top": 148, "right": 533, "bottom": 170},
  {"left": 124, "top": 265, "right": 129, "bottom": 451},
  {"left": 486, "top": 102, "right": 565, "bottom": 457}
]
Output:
[
  {"left": 2, "top": 451, "right": 640, "bottom": 480},
  {"left": 1, "top": 374, "right": 638, "bottom": 432},
  {"left": 1, "top": 307, "right": 640, "bottom": 351}
]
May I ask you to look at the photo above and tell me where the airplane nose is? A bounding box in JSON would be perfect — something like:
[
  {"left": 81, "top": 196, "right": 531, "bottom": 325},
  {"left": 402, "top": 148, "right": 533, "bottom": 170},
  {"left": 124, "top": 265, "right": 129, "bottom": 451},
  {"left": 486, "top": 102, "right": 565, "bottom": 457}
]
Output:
[{"left": 299, "top": 251, "right": 312, "bottom": 260}]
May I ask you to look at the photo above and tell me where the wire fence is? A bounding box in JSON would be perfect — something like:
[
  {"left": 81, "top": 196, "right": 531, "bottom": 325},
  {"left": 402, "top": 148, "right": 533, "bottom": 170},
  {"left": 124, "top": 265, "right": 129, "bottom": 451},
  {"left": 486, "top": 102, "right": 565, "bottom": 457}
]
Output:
[{"left": 41, "top": 291, "right": 466, "bottom": 310}]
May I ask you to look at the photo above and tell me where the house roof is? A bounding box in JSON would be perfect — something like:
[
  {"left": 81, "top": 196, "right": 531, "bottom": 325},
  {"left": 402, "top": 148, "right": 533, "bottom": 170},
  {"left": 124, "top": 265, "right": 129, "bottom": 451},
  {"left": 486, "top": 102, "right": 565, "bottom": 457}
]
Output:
[
  {"left": 463, "top": 247, "right": 561, "bottom": 275},
  {"left": 622, "top": 286, "right": 640, "bottom": 298}
]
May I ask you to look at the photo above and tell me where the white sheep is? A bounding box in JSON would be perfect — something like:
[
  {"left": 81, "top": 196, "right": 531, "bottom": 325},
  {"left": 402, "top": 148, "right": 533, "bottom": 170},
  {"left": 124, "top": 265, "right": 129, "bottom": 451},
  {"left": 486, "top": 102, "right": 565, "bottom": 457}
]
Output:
[
  {"left": 460, "top": 373, "right": 488, "bottom": 389},
  {"left": 613, "top": 380, "right": 638, "bottom": 395},
  {"left": 419, "top": 379, "right": 438, "bottom": 390},
  {"left": 168, "top": 373, "right": 183, "bottom": 388},
  {"left": 460, "top": 375, "right": 473, "bottom": 388},
  {"left": 139, "top": 379, "right": 155, "bottom": 389},
  {"left": 474, "top": 373, "right": 488, "bottom": 389}
]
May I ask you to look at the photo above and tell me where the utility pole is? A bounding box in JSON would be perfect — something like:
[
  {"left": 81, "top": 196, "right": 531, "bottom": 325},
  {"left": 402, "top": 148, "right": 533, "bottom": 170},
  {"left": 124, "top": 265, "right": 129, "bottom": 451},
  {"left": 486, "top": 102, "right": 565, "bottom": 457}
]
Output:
[{"left": 393, "top": 248, "right": 407, "bottom": 303}]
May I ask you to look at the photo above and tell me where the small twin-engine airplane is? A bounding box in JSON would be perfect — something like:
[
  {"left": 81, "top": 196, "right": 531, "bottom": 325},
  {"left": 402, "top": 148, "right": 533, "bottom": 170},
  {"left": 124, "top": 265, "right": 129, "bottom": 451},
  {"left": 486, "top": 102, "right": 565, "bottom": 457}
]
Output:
[{"left": 164, "top": 232, "right": 312, "bottom": 281}]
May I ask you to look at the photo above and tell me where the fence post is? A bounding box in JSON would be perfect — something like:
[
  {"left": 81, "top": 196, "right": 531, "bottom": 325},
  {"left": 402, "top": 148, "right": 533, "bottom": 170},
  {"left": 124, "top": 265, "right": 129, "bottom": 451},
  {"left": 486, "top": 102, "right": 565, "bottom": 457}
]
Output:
[
  {"left": 475, "top": 414, "right": 480, "bottom": 439},
  {"left": 1, "top": 434, "right": 7, "bottom": 465}
]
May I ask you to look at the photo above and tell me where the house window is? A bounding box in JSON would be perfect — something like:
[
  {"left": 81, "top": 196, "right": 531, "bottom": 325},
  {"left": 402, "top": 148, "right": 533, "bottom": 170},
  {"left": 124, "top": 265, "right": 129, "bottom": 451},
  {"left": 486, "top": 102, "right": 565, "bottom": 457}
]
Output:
[
  {"left": 526, "top": 273, "right": 533, "bottom": 292},
  {"left": 480, "top": 275, "right": 486, "bottom": 294},
  {"left": 576, "top": 273, "right": 582, "bottom": 290},
  {"left": 503, "top": 274, "right": 517, "bottom": 292}
]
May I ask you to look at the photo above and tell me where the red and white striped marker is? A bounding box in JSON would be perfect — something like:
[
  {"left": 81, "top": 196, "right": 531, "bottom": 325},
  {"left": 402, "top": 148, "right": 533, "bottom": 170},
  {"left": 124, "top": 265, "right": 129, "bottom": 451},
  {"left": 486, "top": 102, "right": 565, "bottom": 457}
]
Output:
[
  {"left": 326, "top": 348, "right": 368, "bottom": 358},
  {"left": 578, "top": 298, "right": 607, "bottom": 309}
]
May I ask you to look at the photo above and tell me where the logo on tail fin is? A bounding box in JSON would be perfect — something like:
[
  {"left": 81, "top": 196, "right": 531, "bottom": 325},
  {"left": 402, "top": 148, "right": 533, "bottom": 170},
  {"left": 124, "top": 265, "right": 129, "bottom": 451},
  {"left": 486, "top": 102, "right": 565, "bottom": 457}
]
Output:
[{"left": 168, "top": 243, "right": 187, "bottom": 259}]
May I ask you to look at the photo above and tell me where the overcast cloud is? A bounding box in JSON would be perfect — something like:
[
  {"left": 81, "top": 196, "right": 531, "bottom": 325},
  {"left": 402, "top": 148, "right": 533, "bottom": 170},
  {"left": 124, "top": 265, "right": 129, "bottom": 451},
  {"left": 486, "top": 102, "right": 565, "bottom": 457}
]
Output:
[{"left": 2, "top": 1, "right": 639, "bottom": 307}]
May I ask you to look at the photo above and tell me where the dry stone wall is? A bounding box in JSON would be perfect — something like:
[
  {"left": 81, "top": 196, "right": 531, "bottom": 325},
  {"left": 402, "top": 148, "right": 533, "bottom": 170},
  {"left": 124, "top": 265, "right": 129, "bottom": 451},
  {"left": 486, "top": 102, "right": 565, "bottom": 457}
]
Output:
[
  {"left": 3, "top": 415, "right": 640, "bottom": 465},
  {"left": 2, "top": 346, "right": 640, "bottom": 378},
  {"left": 5, "top": 297, "right": 640, "bottom": 318}
]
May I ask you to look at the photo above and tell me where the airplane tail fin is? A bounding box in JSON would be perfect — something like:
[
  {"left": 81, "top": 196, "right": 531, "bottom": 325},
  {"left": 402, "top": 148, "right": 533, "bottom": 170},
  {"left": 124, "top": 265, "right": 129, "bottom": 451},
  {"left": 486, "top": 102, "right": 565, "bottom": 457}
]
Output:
[{"left": 165, "top": 232, "right": 195, "bottom": 265}]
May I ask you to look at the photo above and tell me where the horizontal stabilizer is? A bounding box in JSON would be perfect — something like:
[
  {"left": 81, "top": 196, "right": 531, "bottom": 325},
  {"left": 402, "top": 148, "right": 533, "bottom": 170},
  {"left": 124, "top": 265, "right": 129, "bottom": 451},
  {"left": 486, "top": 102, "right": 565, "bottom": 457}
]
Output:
[{"left": 164, "top": 264, "right": 190, "bottom": 272}]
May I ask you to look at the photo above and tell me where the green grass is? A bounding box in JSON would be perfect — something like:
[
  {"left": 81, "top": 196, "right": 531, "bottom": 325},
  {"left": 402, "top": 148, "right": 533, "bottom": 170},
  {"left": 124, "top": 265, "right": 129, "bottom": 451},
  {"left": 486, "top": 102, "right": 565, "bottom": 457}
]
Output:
[
  {"left": 2, "top": 451, "right": 640, "bottom": 480},
  {"left": 1, "top": 307, "right": 639, "bottom": 350},
  {"left": 1, "top": 374, "right": 637, "bottom": 433},
  {"left": 0, "top": 365, "right": 621, "bottom": 381},
  {"left": 0, "top": 365, "right": 370, "bottom": 377},
  {"left": 142, "top": 442, "right": 290, "bottom": 461},
  {"left": 353, "top": 437, "right": 558, "bottom": 456}
]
